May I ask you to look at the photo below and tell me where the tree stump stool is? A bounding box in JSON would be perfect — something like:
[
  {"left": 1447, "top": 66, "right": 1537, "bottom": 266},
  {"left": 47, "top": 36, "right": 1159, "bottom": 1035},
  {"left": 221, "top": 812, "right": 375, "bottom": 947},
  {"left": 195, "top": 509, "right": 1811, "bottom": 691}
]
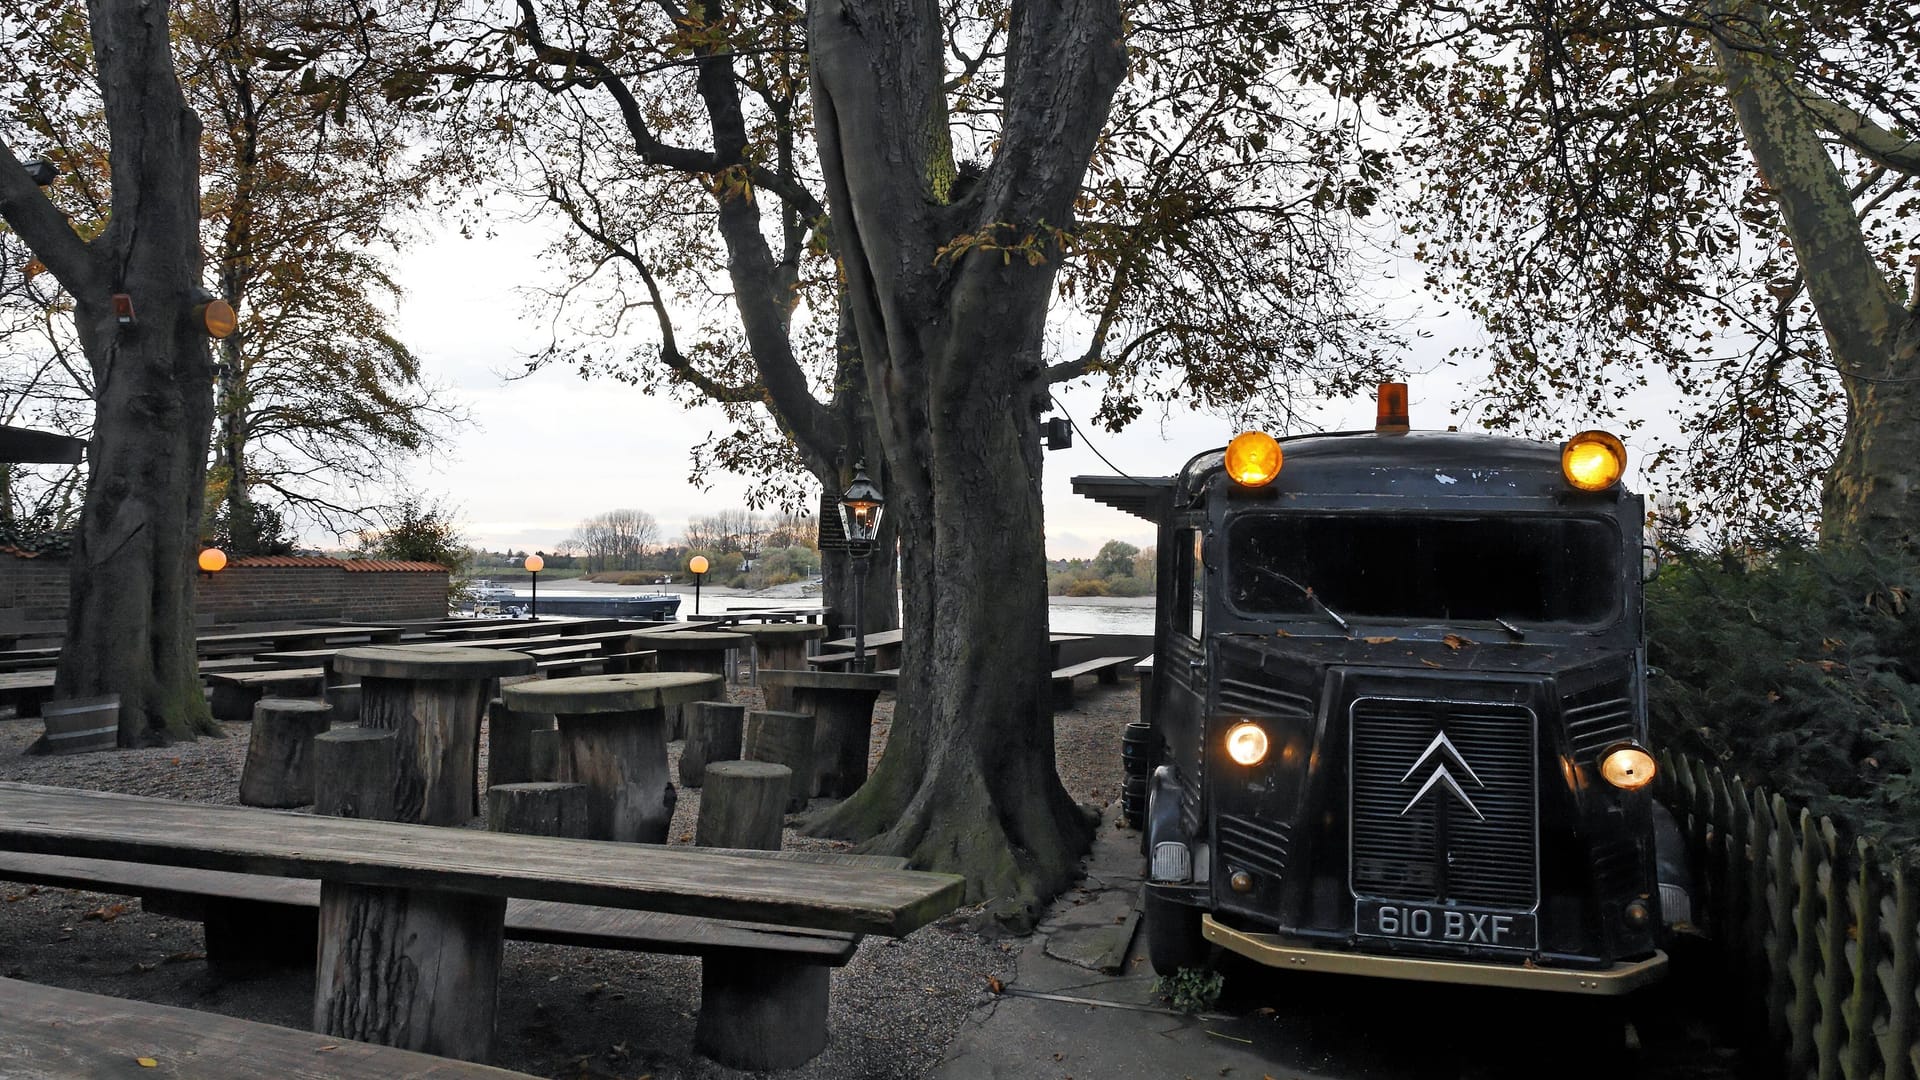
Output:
[
  {"left": 487, "top": 698, "right": 554, "bottom": 789},
  {"left": 313, "top": 726, "right": 399, "bottom": 821},
  {"left": 736, "top": 624, "right": 827, "bottom": 710},
  {"left": 695, "top": 761, "right": 790, "bottom": 850},
  {"left": 238, "top": 698, "right": 333, "bottom": 808},
  {"left": 502, "top": 671, "right": 722, "bottom": 843},
  {"left": 325, "top": 683, "right": 362, "bottom": 726},
  {"left": 743, "top": 710, "right": 815, "bottom": 812},
  {"left": 679, "top": 701, "right": 746, "bottom": 787},
  {"left": 485, "top": 781, "right": 590, "bottom": 838},
  {"left": 635, "top": 631, "right": 749, "bottom": 738},
  {"left": 333, "top": 646, "right": 536, "bottom": 826}
]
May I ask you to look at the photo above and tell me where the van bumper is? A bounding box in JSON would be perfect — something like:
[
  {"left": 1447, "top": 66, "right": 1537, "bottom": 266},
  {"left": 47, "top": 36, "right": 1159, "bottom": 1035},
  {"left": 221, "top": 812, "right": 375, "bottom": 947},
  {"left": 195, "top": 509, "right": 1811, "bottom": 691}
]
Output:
[{"left": 1201, "top": 916, "right": 1667, "bottom": 996}]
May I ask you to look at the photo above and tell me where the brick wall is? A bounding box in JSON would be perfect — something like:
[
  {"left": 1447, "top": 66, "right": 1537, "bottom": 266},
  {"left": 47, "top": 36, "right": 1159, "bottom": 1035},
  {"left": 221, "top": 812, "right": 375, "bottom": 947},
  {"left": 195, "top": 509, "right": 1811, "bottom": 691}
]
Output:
[{"left": 0, "top": 554, "right": 449, "bottom": 627}]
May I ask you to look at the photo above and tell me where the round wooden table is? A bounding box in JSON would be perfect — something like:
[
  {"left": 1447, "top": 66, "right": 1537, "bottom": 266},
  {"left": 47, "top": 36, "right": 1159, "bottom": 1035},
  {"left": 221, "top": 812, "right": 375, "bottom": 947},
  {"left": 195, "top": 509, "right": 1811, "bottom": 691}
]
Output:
[
  {"left": 632, "top": 631, "right": 751, "bottom": 736},
  {"left": 734, "top": 624, "right": 828, "bottom": 709},
  {"left": 501, "top": 671, "right": 723, "bottom": 843},
  {"left": 333, "top": 645, "right": 536, "bottom": 826},
  {"left": 755, "top": 669, "right": 898, "bottom": 798}
]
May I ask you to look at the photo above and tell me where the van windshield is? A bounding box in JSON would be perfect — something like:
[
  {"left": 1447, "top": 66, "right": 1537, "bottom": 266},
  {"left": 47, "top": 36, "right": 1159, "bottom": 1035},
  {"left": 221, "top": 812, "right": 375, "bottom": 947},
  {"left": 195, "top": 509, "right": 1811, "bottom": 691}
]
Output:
[{"left": 1225, "top": 513, "right": 1620, "bottom": 625}]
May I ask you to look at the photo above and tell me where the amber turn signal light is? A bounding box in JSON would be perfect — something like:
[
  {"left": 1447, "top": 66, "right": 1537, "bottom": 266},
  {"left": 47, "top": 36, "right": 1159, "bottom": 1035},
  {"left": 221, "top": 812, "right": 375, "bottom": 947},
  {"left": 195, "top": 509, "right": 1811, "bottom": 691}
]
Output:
[
  {"left": 1562, "top": 430, "right": 1626, "bottom": 491},
  {"left": 1600, "top": 744, "right": 1656, "bottom": 790},
  {"left": 1224, "top": 432, "right": 1283, "bottom": 487}
]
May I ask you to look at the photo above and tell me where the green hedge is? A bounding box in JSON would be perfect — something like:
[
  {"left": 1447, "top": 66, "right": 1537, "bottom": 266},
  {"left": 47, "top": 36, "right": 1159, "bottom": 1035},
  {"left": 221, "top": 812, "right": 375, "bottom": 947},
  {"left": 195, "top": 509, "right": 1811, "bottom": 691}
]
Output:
[{"left": 1646, "top": 543, "right": 1920, "bottom": 856}]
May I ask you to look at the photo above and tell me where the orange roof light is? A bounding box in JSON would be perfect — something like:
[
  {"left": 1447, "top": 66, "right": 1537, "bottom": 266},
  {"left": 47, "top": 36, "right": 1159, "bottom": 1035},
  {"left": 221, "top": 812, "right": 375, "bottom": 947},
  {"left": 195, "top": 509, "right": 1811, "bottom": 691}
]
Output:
[
  {"left": 1377, "top": 382, "right": 1410, "bottom": 435},
  {"left": 1224, "top": 431, "right": 1283, "bottom": 487},
  {"left": 1562, "top": 430, "right": 1627, "bottom": 492}
]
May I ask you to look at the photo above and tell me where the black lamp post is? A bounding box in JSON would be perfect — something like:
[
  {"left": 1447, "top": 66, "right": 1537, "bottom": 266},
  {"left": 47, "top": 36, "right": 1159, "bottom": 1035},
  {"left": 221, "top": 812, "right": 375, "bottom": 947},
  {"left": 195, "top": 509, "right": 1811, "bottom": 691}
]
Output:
[
  {"left": 837, "top": 460, "right": 887, "bottom": 673},
  {"left": 524, "top": 554, "right": 544, "bottom": 620},
  {"left": 689, "top": 555, "right": 709, "bottom": 615}
]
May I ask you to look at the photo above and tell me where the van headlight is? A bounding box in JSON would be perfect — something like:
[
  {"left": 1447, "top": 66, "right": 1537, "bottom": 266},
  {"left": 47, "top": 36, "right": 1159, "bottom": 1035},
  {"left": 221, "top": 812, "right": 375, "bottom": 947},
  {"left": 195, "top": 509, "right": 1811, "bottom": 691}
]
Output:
[
  {"left": 1225, "top": 722, "right": 1270, "bottom": 766},
  {"left": 1600, "top": 744, "right": 1656, "bottom": 790}
]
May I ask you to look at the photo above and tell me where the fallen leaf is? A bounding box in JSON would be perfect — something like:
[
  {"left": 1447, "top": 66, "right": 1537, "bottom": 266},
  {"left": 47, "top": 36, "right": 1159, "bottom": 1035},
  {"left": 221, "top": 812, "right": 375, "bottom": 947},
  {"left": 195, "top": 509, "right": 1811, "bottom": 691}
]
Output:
[
  {"left": 316, "top": 1045, "right": 339, "bottom": 1052},
  {"left": 1362, "top": 636, "right": 1397, "bottom": 645},
  {"left": 987, "top": 975, "right": 1004, "bottom": 993},
  {"left": 1442, "top": 634, "right": 1475, "bottom": 650},
  {"left": 83, "top": 903, "right": 130, "bottom": 923},
  {"left": 1420, "top": 659, "right": 1443, "bottom": 669},
  {"left": 136, "top": 1058, "right": 158, "bottom": 1068}
]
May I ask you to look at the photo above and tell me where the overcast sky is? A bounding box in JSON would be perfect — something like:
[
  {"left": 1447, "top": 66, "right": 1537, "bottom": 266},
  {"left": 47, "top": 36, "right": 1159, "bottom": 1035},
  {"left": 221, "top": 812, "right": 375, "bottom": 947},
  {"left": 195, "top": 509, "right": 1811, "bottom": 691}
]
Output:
[{"left": 386, "top": 212, "right": 1658, "bottom": 560}]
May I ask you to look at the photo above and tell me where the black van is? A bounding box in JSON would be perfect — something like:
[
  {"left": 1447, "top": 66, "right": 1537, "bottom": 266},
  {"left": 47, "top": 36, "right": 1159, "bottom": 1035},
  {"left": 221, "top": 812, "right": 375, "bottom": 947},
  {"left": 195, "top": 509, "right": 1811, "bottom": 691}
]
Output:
[{"left": 1074, "top": 389, "right": 1689, "bottom": 995}]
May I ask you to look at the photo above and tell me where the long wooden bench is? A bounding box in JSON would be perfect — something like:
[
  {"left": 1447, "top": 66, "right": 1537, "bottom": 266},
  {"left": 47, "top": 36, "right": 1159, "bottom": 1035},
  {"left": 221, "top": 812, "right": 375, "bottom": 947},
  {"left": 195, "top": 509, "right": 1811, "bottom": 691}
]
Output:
[
  {"left": 0, "top": 976, "right": 536, "bottom": 1078},
  {"left": 0, "top": 783, "right": 963, "bottom": 1067},
  {"left": 1050, "top": 654, "right": 1140, "bottom": 708}
]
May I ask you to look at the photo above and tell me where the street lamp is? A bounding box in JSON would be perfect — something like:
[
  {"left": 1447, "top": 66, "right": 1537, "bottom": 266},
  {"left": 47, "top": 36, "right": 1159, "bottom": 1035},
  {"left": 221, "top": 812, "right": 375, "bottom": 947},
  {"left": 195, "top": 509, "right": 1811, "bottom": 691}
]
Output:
[
  {"left": 837, "top": 460, "right": 886, "bottom": 672},
  {"left": 688, "top": 554, "right": 710, "bottom": 615},
  {"left": 197, "top": 547, "right": 227, "bottom": 577},
  {"left": 524, "top": 553, "right": 544, "bottom": 620}
]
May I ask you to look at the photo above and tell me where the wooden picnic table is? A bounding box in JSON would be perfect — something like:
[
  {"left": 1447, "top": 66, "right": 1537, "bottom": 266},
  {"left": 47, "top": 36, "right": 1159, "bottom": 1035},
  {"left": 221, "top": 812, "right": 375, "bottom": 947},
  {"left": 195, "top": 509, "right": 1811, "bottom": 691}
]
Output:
[
  {"left": 0, "top": 782, "right": 964, "bottom": 1062},
  {"left": 194, "top": 625, "right": 405, "bottom": 652},
  {"left": 333, "top": 646, "right": 536, "bottom": 826}
]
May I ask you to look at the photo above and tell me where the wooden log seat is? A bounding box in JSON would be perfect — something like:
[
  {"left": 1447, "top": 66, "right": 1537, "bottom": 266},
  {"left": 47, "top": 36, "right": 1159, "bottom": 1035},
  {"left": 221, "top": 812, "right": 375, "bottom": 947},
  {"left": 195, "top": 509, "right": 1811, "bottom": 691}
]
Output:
[
  {"left": 332, "top": 646, "right": 537, "bottom": 827},
  {"left": 743, "top": 710, "right": 816, "bottom": 813},
  {"left": 733, "top": 623, "right": 828, "bottom": 709},
  {"left": 757, "top": 670, "right": 897, "bottom": 799},
  {"left": 679, "top": 700, "right": 746, "bottom": 787},
  {"left": 627, "top": 631, "right": 750, "bottom": 737},
  {"left": 695, "top": 761, "right": 789, "bottom": 850},
  {"left": 0, "top": 976, "right": 539, "bottom": 1079},
  {"left": 238, "top": 698, "right": 333, "bottom": 808},
  {"left": 486, "top": 781, "right": 590, "bottom": 839},
  {"left": 206, "top": 667, "right": 326, "bottom": 726},
  {"left": 1049, "top": 655, "right": 1141, "bottom": 709},
  {"left": 313, "top": 726, "right": 399, "bottom": 822},
  {"left": 501, "top": 671, "right": 723, "bottom": 843},
  {"left": 486, "top": 698, "right": 553, "bottom": 789}
]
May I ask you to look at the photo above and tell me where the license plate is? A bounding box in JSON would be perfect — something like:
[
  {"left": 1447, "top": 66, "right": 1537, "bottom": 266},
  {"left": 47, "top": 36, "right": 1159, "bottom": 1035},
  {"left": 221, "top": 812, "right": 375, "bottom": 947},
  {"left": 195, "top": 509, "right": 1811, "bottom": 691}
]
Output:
[{"left": 1355, "top": 900, "right": 1536, "bottom": 951}]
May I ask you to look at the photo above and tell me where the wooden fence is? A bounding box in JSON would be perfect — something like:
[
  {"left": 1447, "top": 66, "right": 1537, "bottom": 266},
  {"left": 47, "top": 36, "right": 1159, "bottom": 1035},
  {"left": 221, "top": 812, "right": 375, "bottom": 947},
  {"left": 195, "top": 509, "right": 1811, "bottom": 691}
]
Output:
[{"left": 1658, "top": 752, "right": 1919, "bottom": 1080}]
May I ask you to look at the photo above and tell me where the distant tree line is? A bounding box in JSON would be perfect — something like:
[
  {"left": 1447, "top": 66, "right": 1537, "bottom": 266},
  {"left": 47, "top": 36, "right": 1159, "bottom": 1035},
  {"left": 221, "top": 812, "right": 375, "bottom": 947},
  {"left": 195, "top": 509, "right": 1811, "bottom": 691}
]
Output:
[{"left": 1048, "top": 541, "right": 1155, "bottom": 598}]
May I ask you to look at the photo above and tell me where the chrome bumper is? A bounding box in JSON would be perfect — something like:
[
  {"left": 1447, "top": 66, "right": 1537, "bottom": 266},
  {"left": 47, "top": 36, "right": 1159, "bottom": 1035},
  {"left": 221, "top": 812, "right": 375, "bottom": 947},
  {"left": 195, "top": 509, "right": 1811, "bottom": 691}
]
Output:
[{"left": 1201, "top": 916, "right": 1667, "bottom": 996}]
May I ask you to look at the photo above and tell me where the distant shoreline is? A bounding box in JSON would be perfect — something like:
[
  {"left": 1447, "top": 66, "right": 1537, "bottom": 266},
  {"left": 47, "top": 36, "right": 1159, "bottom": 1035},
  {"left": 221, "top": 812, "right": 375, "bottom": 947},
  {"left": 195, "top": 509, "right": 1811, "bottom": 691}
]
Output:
[{"left": 487, "top": 576, "right": 1156, "bottom": 608}]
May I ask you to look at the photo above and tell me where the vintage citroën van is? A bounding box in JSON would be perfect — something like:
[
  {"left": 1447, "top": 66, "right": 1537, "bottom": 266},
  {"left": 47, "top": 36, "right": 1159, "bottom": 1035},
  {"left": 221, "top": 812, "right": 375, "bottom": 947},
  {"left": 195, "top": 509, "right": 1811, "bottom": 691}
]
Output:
[{"left": 1076, "top": 385, "right": 1691, "bottom": 996}]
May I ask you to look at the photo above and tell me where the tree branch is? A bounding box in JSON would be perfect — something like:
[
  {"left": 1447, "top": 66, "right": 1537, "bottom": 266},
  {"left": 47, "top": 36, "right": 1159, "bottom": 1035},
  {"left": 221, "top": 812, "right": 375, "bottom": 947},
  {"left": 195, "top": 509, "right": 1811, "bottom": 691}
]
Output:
[
  {"left": 1799, "top": 91, "right": 1920, "bottom": 176},
  {"left": 0, "top": 139, "right": 100, "bottom": 297}
]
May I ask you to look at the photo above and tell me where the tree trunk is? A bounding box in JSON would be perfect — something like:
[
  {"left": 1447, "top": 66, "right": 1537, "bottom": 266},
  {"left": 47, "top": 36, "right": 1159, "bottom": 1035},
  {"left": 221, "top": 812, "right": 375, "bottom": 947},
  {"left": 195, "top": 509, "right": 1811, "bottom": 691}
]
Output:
[
  {"left": 798, "top": 0, "right": 1124, "bottom": 926},
  {"left": 1707, "top": 2, "right": 1920, "bottom": 548},
  {"left": 0, "top": 0, "right": 220, "bottom": 747}
]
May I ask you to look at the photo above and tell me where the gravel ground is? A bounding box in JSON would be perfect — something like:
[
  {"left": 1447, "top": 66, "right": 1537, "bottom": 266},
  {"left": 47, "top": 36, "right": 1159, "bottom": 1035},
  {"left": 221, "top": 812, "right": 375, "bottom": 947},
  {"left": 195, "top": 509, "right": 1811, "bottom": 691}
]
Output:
[{"left": 0, "top": 673, "right": 1137, "bottom": 1079}]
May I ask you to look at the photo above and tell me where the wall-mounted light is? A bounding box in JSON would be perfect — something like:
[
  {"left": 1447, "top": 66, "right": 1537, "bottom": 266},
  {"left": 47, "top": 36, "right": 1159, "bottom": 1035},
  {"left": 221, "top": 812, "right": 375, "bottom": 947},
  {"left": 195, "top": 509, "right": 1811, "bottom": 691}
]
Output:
[
  {"left": 112, "top": 293, "right": 135, "bottom": 326},
  {"left": 21, "top": 157, "right": 57, "bottom": 187}
]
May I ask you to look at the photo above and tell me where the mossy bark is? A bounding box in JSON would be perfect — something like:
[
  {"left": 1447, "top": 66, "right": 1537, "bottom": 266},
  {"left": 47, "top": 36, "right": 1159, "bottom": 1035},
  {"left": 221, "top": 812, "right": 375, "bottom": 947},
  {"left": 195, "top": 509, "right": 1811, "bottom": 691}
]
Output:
[{"left": 801, "top": 0, "right": 1125, "bottom": 927}]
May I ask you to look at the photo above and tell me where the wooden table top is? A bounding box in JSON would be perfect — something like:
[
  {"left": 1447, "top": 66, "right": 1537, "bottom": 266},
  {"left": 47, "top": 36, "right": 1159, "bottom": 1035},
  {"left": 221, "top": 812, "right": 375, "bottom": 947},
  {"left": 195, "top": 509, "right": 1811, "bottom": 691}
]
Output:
[
  {"left": 195, "top": 625, "right": 402, "bottom": 647},
  {"left": 822, "top": 628, "right": 906, "bottom": 649},
  {"left": 334, "top": 645, "right": 537, "bottom": 681},
  {"left": 756, "top": 669, "right": 899, "bottom": 692},
  {"left": 733, "top": 623, "right": 828, "bottom": 640},
  {"left": 0, "top": 783, "right": 963, "bottom": 936},
  {"left": 502, "top": 671, "right": 723, "bottom": 714},
  {"left": 631, "top": 630, "right": 751, "bottom": 650}
]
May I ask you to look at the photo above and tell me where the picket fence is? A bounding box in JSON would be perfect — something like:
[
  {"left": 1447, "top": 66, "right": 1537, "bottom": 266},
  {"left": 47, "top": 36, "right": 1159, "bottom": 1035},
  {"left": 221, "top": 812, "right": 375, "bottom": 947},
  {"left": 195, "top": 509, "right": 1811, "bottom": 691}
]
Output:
[{"left": 1658, "top": 752, "right": 1919, "bottom": 1080}]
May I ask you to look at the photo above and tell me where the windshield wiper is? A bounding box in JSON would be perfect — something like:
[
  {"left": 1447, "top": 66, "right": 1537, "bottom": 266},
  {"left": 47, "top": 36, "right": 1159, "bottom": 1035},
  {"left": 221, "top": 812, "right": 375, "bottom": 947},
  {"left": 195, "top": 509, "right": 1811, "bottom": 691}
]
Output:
[{"left": 1251, "top": 567, "right": 1351, "bottom": 635}]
